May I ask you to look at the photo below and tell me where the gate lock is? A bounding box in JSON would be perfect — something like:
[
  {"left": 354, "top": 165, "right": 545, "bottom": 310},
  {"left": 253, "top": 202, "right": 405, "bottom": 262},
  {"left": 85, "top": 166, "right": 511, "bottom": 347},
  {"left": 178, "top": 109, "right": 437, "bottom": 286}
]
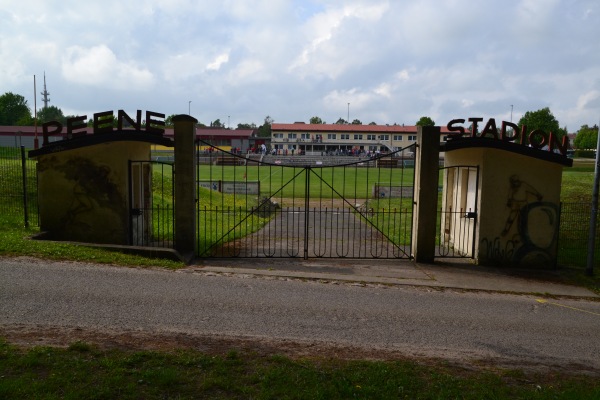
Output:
[{"left": 464, "top": 212, "right": 477, "bottom": 219}]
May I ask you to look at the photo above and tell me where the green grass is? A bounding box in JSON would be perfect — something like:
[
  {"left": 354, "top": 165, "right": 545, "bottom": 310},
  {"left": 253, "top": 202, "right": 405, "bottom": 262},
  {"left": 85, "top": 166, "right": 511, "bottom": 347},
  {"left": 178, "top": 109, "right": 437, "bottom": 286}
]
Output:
[
  {"left": 561, "top": 159, "right": 596, "bottom": 202},
  {"left": 198, "top": 163, "right": 415, "bottom": 199},
  {"left": 0, "top": 213, "right": 183, "bottom": 269},
  {"left": 1, "top": 339, "right": 598, "bottom": 399},
  {"left": 197, "top": 187, "right": 272, "bottom": 256},
  {"left": 360, "top": 197, "right": 414, "bottom": 245}
]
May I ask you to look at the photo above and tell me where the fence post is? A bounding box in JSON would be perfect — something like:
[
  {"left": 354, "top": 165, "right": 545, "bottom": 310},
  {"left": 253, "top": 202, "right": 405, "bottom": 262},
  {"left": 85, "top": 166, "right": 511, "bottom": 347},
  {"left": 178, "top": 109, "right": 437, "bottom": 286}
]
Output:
[
  {"left": 173, "top": 114, "right": 198, "bottom": 262},
  {"left": 20, "top": 146, "right": 29, "bottom": 228},
  {"left": 586, "top": 127, "right": 600, "bottom": 276},
  {"left": 412, "top": 126, "right": 440, "bottom": 263}
]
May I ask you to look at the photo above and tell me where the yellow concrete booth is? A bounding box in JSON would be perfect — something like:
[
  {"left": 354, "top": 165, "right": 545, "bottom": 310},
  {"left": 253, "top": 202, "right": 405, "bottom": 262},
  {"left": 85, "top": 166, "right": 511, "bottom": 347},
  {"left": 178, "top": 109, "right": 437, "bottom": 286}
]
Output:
[
  {"left": 441, "top": 137, "right": 572, "bottom": 268},
  {"left": 29, "top": 130, "right": 174, "bottom": 245}
]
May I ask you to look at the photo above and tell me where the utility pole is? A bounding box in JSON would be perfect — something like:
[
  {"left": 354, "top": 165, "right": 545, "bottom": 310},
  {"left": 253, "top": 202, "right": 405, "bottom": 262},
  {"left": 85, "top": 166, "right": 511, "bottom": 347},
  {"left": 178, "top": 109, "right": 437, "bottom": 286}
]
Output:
[
  {"left": 41, "top": 72, "right": 50, "bottom": 110},
  {"left": 33, "top": 75, "right": 38, "bottom": 149}
]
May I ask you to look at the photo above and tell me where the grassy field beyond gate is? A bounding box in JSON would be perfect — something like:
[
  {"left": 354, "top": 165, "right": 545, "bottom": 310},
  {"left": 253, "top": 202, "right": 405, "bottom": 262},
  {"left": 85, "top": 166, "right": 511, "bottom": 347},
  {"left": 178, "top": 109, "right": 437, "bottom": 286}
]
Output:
[
  {"left": 195, "top": 163, "right": 416, "bottom": 255},
  {"left": 197, "top": 163, "right": 415, "bottom": 199}
]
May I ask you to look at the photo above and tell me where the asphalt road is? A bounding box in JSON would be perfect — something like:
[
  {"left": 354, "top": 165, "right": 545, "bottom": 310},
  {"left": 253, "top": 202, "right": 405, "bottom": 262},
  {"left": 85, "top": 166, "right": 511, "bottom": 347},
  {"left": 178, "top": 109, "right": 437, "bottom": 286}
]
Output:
[{"left": 1, "top": 257, "right": 600, "bottom": 372}]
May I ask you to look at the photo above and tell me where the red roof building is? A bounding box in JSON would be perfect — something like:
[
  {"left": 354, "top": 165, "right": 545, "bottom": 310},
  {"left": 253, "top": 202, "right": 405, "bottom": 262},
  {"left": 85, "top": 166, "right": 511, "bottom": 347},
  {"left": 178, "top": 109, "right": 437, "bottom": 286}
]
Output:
[{"left": 270, "top": 123, "right": 450, "bottom": 155}]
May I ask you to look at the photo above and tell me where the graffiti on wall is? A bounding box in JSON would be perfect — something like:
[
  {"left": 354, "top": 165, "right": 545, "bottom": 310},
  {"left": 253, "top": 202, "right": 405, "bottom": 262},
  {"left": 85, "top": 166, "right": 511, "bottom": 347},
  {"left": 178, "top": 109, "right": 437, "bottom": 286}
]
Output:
[
  {"left": 480, "top": 174, "right": 559, "bottom": 267},
  {"left": 53, "top": 157, "right": 125, "bottom": 235}
]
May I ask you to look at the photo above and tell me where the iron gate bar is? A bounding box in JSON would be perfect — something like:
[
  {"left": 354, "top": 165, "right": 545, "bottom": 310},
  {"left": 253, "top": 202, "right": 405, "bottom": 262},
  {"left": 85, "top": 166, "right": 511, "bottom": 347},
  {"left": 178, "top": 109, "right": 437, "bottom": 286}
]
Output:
[
  {"left": 196, "top": 140, "right": 416, "bottom": 259},
  {"left": 128, "top": 160, "right": 175, "bottom": 248},
  {"left": 306, "top": 165, "right": 414, "bottom": 258},
  {"left": 196, "top": 164, "right": 308, "bottom": 257},
  {"left": 304, "top": 166, "right": 310, "bottom": 259}
]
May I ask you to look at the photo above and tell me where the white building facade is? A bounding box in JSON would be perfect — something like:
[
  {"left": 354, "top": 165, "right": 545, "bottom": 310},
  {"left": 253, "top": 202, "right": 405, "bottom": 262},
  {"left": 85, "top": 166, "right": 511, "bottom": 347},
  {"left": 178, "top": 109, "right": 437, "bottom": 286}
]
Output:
[{"left": 270, "top": 123, "right": 449, "bottom": 155}]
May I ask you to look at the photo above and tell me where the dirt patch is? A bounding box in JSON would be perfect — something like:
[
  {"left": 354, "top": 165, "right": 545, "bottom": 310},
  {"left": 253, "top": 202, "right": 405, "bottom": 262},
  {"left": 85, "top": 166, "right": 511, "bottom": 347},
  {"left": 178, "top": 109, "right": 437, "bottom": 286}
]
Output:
[{"left": 2, "top": 324, "right": 598, "bottom": 378}]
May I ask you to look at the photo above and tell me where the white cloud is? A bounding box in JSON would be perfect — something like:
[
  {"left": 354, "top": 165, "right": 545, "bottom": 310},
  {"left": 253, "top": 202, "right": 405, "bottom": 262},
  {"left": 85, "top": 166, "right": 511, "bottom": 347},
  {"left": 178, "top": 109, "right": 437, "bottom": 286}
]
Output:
[
  {"left": 0, "top": 0, "right": 599, "bottom": 130},
  {"left": 207, "top": 53, "right": 230, "bottom": 71},
  {"left": 61, "top": 45, "right": 154, "bottom": 90}
]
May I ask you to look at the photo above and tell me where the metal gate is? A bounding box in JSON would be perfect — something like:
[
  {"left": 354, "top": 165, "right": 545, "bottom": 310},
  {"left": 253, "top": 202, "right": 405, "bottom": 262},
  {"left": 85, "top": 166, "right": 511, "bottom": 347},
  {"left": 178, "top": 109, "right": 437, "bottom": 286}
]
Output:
[
  {"left": 128, "top": 160, "right": 174, "bottom": 247},
  {"left": 196, "top": 141, "right": 416, "bottom": 259},
  {"left": 437, "top": 165, "right": 479, "bottom": 258}
]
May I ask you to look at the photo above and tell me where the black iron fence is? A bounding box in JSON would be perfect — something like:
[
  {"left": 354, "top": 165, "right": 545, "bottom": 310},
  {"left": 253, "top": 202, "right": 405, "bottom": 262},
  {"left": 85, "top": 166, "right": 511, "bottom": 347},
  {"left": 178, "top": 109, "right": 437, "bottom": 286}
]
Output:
[
  {"left": 195, "top": 141, "right": 416, "bottom": 259},
  {"left": 128, "top": 160, "right": 175, "bottom": 248},
  {"left": 0, "top": 146, "right": 37, "bottom": 227},
  {"left": 1, "top": 144, "right": 599, "bottom": 269},
  {"left": 558, "top": 202, "right": 600, "bottom": 268}
]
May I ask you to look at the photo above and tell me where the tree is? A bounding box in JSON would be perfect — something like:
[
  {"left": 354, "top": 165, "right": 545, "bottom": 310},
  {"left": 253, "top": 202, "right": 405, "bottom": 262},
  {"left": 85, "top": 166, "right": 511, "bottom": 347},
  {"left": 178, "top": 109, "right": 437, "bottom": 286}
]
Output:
[
  {"left": 237, "top": 123, "right": 257, "bottom": 129},
  {"left": 0, "top": 92, "right": 32, "bottom": 126},
  {"left": 416, "top": 116, "right": 435, "bottom": 127},
  {"left": 517, "top": 107, "right": 566, "bottom": 139},
  {"left": 257, "top": 115, "right": 273, "bottom": 138},
  {"left": 309, "top": 116, "right": 324, "bottom": 124},
  {"left": 210, "top": 119, "right": 225, "bottom": 128},
  {"left": 351, "top": 119, "right": 362, "bottom": 125},
  {"left": 368, "top": 121, "right": 377, "bottom": 125},
  {"left": 335, "top": 118, "right": 347, "bottom": 124},
  {"left": 574, "top": 124, "right": 599, "bottom": 149},
  {"left": 164, "top": 114, "right": 176, "bottom": 128},
  {"left": 37, "top": 106, "right": 65, "bottom": 124}
]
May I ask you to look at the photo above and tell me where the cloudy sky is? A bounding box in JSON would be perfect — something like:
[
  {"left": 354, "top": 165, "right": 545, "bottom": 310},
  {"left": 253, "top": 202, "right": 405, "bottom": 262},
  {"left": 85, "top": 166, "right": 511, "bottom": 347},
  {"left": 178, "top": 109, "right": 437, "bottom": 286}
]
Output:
[{"left": 1, "top": 0, "right": 599, "bottom": 131}]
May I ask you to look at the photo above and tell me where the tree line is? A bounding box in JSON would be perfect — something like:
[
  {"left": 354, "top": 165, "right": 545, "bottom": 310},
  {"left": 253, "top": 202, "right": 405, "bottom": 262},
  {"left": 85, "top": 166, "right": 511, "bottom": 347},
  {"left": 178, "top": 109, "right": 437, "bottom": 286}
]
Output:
[{"left": 1, "top": 91, "right": 596, "bottom": 147}]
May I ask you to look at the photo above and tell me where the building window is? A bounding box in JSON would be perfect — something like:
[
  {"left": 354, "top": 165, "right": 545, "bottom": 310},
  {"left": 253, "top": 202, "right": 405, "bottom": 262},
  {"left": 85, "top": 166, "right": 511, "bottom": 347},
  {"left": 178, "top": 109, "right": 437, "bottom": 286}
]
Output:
[
  {"left": 408, "top": 135, "right": 417, "bottom": 141},
  {"left": 288, "top": 133, "right": 297, "bottom": 139},
  {"left": 367, "top": 134, "right": 376, "bottom": 140},
  {"left": 273, "top": 133, "right": 283, "bottom": 139},
  {"left": 301, "top": 133, "right": 310, "bottom": 140},
  {"left": 393, "top": 135, "right": 402, "bottom": 141},
  {"left": 354, "top": 134, "right": 363, "bottom": 140},
  {"left": 442, "top": 135, "right": 448, "bottom": 141},
  {"left": 341, "top": 134, "right": 349, "bottom": 140},
  {"left": 379, "top": 135, "right": 389, "bottom": 141},
  {"left": 327, "top": 134, "right": 336, "bottom": 140}
]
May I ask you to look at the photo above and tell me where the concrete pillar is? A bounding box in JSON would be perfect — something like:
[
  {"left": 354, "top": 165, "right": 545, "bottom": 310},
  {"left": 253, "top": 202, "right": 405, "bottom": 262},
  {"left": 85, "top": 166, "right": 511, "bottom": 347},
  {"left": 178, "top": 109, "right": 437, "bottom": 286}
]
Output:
[
  {"left": 412, "top": 125, "right": 440, "bottom": 263},
  {"left": 173, "top": 114, "right": 197, "bottom": 262}
]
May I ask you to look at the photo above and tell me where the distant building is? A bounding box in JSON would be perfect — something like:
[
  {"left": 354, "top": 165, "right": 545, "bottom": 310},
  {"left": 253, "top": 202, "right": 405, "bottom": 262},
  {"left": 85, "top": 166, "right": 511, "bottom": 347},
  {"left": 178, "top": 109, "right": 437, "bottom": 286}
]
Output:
[
  {"left": 567, "top": 133, "right": 576, "bottom": 149},
  {"left": 0, "top": 125, "right": 263, "bottom": 154},
  {"left": 270, "top": 123, "right": 451, "bottom": 155}
]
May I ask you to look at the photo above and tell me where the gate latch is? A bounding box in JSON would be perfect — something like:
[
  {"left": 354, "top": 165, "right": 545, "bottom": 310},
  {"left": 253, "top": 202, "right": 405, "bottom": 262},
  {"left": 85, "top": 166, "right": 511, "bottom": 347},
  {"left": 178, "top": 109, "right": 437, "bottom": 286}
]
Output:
[{"left": 464, "top": 212, "right": 477, "bottom": 219}]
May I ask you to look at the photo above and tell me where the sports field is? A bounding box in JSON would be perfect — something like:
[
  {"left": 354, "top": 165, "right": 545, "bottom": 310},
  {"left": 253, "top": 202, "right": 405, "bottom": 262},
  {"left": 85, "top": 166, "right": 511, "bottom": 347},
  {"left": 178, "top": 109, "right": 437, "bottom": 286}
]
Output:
[{"left": 196, "top": 164, "right": 416, "bottom": 200}]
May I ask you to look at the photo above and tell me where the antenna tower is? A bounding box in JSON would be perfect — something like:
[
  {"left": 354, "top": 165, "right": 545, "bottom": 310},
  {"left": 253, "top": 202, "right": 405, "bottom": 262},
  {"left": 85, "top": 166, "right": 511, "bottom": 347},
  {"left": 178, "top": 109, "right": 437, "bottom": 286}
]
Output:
[{"left": 41, "top": 72, "right": 50, "bottom": 109}]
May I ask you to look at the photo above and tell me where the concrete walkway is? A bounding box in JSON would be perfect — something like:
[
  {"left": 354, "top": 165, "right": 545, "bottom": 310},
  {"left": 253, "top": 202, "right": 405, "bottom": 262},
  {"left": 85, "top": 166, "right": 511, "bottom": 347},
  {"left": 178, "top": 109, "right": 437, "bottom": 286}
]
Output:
[{"left": 193, "top": 257, "right": 599, "bottom": 299}]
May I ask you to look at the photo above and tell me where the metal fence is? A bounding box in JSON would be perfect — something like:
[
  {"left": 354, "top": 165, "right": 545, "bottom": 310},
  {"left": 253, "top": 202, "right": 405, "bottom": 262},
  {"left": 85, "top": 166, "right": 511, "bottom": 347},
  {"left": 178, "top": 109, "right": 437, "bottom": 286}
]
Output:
[
  {"left": 0, "top": 146, "right": 37, "bottom": 227},
  {"left": 558, "top": 202, "right": 600, "bottom": 268},
  {"left": 0, "top": 146, "right": 598, "bottom": 269}
]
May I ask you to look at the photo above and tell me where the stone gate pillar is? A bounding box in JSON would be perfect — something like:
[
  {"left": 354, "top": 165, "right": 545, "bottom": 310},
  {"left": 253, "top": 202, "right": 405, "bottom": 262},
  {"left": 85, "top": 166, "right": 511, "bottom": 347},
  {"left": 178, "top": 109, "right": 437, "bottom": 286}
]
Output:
[
  {"left": 173, "top": 115, "right": 197, "bottom": 262},
  {"left": 412, "top": 125, "right": 440, "bottom": 262}
]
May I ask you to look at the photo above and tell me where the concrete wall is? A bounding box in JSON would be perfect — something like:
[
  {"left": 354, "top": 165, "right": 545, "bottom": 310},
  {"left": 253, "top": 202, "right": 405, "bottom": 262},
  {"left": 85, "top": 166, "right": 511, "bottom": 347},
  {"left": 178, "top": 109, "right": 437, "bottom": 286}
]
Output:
[
  {"left": 445, "top": 148, "right": 563, "bottom": 267},
  {"left": 35, "top": 142, "right": 151, "bottom": 244}
]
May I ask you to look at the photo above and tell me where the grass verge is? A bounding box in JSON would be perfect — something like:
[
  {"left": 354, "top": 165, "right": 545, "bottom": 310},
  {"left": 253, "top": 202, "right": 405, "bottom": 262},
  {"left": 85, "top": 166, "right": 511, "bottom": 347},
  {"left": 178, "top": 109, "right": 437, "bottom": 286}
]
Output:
[
  {"left": 0, "top": 214, "right": 183, "bottom": 269},
  {"left": 1, "top": 339, "right": 599, "bottom": 399}
]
